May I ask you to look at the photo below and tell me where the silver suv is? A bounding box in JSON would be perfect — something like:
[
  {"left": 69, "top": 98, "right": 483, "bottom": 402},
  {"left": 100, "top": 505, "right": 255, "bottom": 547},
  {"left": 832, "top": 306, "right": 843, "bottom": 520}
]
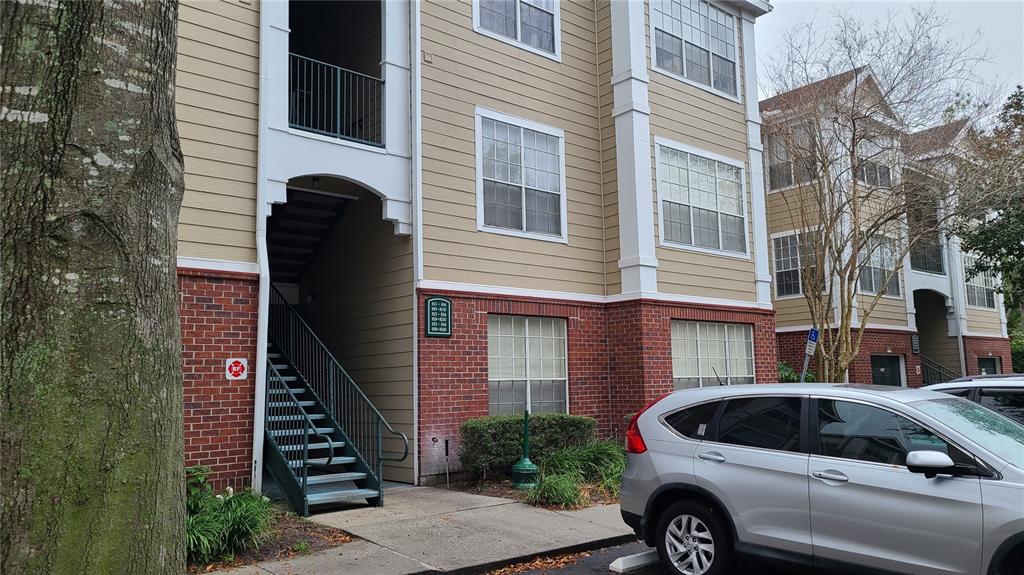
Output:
[{"left": 620, "top": 384, "right": 1024, "bottom": 575}]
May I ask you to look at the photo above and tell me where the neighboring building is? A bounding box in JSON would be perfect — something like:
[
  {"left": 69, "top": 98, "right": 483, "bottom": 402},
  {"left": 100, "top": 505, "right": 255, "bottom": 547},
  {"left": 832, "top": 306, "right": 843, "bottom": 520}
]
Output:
[
  {"left": 175, "top": 0, "right": 776, "bottom": 501},
  {"left": 761, "top": 69, "right": 1011, "bottom": 389}
]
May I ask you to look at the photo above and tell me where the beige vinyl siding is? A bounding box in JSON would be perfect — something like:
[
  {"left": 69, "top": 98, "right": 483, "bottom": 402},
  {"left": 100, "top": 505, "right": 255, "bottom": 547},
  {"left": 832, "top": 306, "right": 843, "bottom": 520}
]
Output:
[
  {"left": 298, "top": 192, "right": 414, "bottom": 483},
  {"left": 767, "top": 186, "right": 821, "bottom": 235},
  {"left": 597, "top": 1, "right": 620, "bottom": 295},
  {"left": 175, "top": 0, "right": 259, "bottom": 263},
  {"left": 773, "top": 297, "right": 812, "bottom": 328},
  {"left": 859, "top": 293, "right": 908, "bottom": 327},
  {"left": 647, "top": 6, "right": 756, "bottom": 302},
  {"left": 420, "top": 0, "right": 607, "bottom": 295},
  {"left": 916, "top": 311, "right": 961, "bottom": 374},
  {"left": 966, "top": 307, "right": 1002, "bottom": 335}
]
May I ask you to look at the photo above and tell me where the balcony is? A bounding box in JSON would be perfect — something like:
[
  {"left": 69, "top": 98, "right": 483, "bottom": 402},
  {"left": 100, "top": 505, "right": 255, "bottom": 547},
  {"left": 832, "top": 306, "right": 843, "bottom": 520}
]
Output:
[
  {"left": 289, "top": 53, "right": 384, "bottom": 147},
  {"left": 910, "top": 239, "right": 945, "bottom": 275}
]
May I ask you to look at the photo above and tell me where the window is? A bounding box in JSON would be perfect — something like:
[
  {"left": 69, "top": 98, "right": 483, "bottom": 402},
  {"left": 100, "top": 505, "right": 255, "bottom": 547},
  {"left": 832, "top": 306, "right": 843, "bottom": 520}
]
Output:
[
  {"left": 773, "top": 232, "right": 817, "bottom": 297},
  {"left": 664, "top": 400, "right": 722, "bottom": 439},
  {"left": 477, "top": 111, "right": 565, "bottom": 240},
  {"left": 715, "top": 397, "right": 802, "bottom": 452},
  {"left": 979, "top": 388, "right": 1024, "bottom": 423},
  {"left": 487, "top": 314, "right": 567, "bottom": 415},
  {"left": 767, "top": 126, "right": 818, "bottom": 191},
  {"left": 671, "top": 320, "right": 754, "bottom": 388},
  {"left": 651, "top": 0, "right": 738, "bottom": 97},
  {"left": 477, "top": 0, "right": 558, "bottom": 57},
  {"left": 859, "top": 237, "right": 900, "bottom": 296},
  {"left": 657, "top": 144, "right": 746, "bottom": 255},
  {"left": 855, "top": 161, "right": 892, "bottom": 187},
  {"left": 963, "top": 255, "right": 997, "bottom": 309},
  {"left": 977, "top": 357, "right": 1001, "bottom": 376},
  {"left": 816, "top": 400, "right": 954, "bottom": 465}
]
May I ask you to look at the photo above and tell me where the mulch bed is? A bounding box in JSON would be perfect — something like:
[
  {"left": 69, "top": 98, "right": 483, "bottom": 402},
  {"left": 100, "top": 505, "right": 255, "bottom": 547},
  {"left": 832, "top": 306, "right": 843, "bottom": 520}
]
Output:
[
  {"left": 484, "top": 550, "right": 593, "bottom": 574},
  {"left": 448, "top": 478, "right": 619, "bottom": 510},
  {"left": 187, "top": 511, "right": 354, "bottom": 573}
]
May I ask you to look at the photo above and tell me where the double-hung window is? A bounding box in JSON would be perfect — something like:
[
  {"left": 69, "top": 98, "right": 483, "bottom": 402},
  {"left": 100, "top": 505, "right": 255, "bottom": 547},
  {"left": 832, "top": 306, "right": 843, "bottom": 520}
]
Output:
[
  {"left": 773, "top": 232, "right": 817, "bottom": 297},
  {"left": 859, "top": 237, "right": 901, "bottom": 296},
  {"left": 651, "top": 0, "right": 738, "bottom": 97},
  {"left": 855, "top": 140, "right": 892, "bottom": 187},
  {"left": 767, "top": 125, "right": 818, "bottom": 191},
  {"left": 477, "top": 110, "right": 565, "bottom": 241},
  {"left": 963, "top": 255, "right": 997, "bottom": 308},
  {"left": 477, "top": 0, "right": 558, "bottom": 57},
  {"left": 657, "top": 143, "right": 747, "bottom": 255},
  {"left": 672, "top": 320, "right": 754, "bottom": 389},
  {"left": 488, "top": 315, "right": 568, "bottom": 415}
]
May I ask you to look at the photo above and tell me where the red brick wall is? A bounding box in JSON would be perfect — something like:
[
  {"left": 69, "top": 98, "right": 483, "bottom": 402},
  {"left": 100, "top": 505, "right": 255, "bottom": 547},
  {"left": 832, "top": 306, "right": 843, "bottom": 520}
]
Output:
[
  {"left": 777, "top": 328, "right": 920, "bottom": 386},
  {"left": 179, "top": 268, "right": 258, "bottom": 489},
  {"left": 963, "top": 336, "right": 1012, "bottom": 375},
  {"left": 417, "top": 290, "right": 776, "bottom": 479}
]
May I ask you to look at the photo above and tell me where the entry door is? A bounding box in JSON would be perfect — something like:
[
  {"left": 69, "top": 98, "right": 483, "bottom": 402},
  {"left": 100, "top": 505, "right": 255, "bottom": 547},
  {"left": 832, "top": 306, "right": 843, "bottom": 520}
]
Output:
[
  {"left": 977, "top": 357, "right": 1000, "bottom": 375},
  {"left": 870, "top": 355, "right": 902, "bottom": 386},
  {"left": 808, "top": 399, "right": 983, "bottom": 575}
]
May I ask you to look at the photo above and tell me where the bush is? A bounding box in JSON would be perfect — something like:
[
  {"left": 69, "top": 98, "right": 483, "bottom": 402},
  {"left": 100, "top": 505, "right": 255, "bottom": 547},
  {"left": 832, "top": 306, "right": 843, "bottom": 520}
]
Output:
[
  {"left": 538, "top": 441, "right": 626, "bottom": 497},
  {"left": 526, "top": 473, "right": 586, "bottom": 508},
  {"left": 185, "top": 466, "right": 274, "bottom": 564},
  {"left": 778, "top": 360, "right": 814, "bottom": 383},
  {"left": 459, "top": 413, "right": 596, "bottom": 476},
  {"left": 1011, "top": 330, "right": 1024, "bottom": 373}
]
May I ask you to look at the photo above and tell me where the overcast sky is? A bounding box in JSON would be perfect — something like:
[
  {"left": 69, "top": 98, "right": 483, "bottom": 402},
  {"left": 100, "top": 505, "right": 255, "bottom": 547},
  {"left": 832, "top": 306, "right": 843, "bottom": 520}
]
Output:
[{"left": 755, "top": 0, "right": 1024, "bottom": 104}]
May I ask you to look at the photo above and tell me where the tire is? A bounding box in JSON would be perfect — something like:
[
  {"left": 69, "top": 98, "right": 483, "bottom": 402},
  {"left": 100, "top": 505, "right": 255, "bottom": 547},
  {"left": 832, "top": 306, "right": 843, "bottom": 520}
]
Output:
[{"left": 655, "top": 500, "right": 733, "bottom": 575}]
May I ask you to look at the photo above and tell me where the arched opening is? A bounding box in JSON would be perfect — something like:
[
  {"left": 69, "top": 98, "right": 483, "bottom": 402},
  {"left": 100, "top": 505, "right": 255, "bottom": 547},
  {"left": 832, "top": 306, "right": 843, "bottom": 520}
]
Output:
[
  {"left": 913, "top": 289, "right": 961, "bottom": 383},
  {"left": 264, "top": 175, "right": 413, "bottom": 510}
]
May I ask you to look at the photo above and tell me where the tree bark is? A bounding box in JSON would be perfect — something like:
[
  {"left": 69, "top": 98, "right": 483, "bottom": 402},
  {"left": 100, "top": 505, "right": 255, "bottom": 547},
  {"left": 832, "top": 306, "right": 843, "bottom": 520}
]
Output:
[{"left": 1, "top": 1, "right": 185, "bottom": 573}]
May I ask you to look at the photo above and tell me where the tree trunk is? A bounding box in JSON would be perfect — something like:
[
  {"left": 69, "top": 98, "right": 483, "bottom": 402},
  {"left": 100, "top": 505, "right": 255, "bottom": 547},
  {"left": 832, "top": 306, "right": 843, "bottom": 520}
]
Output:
[{"left": 1, "top": 1, "right": 185, "bottom": 573}]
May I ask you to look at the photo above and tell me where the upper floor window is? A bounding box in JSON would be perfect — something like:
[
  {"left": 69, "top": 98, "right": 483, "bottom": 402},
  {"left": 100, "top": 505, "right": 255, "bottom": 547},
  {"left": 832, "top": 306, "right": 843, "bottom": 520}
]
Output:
[
  {"left": 657, "top": 142, "right": 747, "bottom": 255},
  {"left": 773, "top": 232, "right": 816, "bottom": 297},
  {"left": 767, "top": 125, "right": 818, "bottom": 191},
  {"left": 859, "top": 236, "right": 901, "bottom": 296},
  {"left": 476, "top": 0, "right": 559, "bottom": 58},
  {"left": 476, "top": 109, "right": 566, "bottom": 242},
  {"left": 651, "top": 0, "right": 739, "bottom": 98},
  {"left": 963, "top": 255, "right": 997, "bottom": 308},
  {"left": 856, "top": 160, "right": 892, "bottom": 187},
  {"left": 672, "top": 320, "right": 755, "bottom": 389},
  {"left": 487, "top": 314, "right": 567, "bottom": 415}
]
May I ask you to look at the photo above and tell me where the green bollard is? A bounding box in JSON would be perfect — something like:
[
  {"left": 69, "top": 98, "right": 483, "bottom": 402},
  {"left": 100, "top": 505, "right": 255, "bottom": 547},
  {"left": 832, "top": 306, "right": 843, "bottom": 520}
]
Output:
[{"left": 511, "top": 410, "right": 539, "bottom": 489}]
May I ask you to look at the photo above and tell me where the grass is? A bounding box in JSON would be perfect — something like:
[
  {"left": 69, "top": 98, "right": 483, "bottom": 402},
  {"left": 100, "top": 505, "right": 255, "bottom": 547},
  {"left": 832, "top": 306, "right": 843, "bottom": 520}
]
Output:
[
  {"left": 526, "top": 441, "right": 626, "bottom": 508},
  {"left": 291, "top": 540, "right": 311, "bottom": 554},
  {"left": 185, "top": 466, "right": 274, "bottom": 564}
]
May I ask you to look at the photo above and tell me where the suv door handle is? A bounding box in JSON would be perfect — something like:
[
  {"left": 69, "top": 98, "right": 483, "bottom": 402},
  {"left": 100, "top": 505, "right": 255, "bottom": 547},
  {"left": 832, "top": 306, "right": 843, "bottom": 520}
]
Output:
[
  {"left": 812, "top": 470, "right": 849, "bottom": 483},
  {"left": 698, "top": 451, "right": 726, "bottom": 463}
]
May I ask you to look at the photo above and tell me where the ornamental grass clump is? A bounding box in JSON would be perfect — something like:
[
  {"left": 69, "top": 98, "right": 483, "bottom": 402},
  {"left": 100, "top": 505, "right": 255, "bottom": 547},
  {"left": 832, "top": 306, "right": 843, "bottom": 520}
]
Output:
[
  {"left": 185, "top": 466, "right": 274, "bottom": 564},
  {"left": 527, "top": 440, "right": 626, "bottom": 507}
]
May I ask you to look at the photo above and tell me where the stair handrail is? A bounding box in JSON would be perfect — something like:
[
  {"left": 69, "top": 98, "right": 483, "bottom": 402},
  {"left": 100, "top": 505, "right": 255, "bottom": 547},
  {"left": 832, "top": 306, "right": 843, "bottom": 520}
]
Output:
[
  {"left": 269, "top": 285, "right": 409, "bottom": 484},
  {"left": 920, "top": 355, "right": 960, "bottom": 384}
]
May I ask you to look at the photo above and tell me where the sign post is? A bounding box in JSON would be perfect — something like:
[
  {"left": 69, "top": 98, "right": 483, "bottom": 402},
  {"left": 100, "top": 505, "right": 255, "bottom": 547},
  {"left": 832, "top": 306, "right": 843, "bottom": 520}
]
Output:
[{"left": 800, "top": 328, "right": 819, "bottom": 383}]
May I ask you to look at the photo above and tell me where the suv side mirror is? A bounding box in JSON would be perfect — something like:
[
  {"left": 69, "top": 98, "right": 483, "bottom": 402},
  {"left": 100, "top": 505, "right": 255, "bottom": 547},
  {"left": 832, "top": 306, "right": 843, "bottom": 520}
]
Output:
[{"left": 906, "top": 450, "right": 957, "bottom": 478}]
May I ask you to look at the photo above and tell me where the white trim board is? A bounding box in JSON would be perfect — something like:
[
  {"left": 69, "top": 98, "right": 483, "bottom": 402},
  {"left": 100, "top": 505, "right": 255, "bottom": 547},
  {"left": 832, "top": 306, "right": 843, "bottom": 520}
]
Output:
[
  {"left": 177, "top": 256, "right": 259, "bottom": 275},
  {"left": 417, "top": 280, "right": 772, "bottom": 310},
  {"left": 776, "top": 324, "right": 918, "bottom": 333}
]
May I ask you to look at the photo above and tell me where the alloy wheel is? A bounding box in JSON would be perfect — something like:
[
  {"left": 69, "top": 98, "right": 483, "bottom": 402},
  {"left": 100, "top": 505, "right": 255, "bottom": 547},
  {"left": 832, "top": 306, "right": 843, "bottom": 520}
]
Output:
[{"left": 664, "top": 514, "right": 715, "bottom": 575}]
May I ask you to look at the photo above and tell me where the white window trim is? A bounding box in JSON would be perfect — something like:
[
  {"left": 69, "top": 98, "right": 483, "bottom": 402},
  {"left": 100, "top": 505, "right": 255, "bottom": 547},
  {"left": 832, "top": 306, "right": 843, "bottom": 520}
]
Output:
[
  {"left": 770, "top": 229, "right": 817, "bottom": 299},
  {"left": 487, "top": 314, "right": 570, "bottom": 415},
  {"left": 475, "top": 107, "right": 569, "bottom": 244},
  {"left": 671, "top": 320, "right": 756, "bottom": 387},
  {"left": 654, "top": 136, "right": 751, "bottom": 260},
  {"left": 962, "top": 254, "right": 998, "bottom": 310},
  {"left": 647, "top": 0, "right": 742, "bottom": 103},
  {"left": 472, "top": 0, "right": 562, "bottom": 62}
]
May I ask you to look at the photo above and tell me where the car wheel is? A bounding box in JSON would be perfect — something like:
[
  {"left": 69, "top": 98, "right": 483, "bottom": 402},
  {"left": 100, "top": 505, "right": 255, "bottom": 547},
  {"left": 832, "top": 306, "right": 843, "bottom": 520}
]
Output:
[{"left": 655, "top": 500, "right": 732, "bottom": 575}]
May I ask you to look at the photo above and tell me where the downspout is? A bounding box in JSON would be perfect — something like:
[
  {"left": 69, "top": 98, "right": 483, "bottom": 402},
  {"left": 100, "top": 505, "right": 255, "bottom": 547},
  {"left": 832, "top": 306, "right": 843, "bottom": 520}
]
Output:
[
  {"left": 410, "top": 0, "right": 423, "bottom": 485},
  {"left": 251, "top": 0, "right": 273, "bottom": 492}
]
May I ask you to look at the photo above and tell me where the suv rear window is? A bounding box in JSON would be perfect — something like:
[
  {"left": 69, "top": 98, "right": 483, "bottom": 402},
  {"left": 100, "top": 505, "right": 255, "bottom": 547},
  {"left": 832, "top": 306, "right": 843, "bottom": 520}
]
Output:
[
  {"left": 664, "top": 400, "right": 722, "bottom": 439},
  {"left": 715, "top": 397, "right": 802, "bottom": 452},
  {"left": 979, "top": 388, "right": 1024, "bottom": 423}
]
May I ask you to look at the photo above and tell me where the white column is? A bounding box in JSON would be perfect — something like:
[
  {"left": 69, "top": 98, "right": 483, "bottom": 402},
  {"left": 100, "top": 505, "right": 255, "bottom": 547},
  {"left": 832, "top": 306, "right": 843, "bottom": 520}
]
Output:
[
  {"left": 382, "top": 0, "right": 411, "bottom": 158},
  {"left": 611, "top": 0, "right": 658, "bottom": 294},
  {"left": 740, "top": 15, "right": 772, "bottom": 306}
]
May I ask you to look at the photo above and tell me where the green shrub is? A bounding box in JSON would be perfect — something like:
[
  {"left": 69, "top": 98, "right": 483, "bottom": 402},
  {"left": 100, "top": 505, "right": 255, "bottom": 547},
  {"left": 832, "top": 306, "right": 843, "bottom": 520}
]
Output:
[
  {"left": 778, "top": 360, "right": 815, "bottom": 383},
  {"left": 185, "top": 466, "right": 274, "bottom": 564},
  {"left": 1011, "top": 329, "right": 1024, "bottom": 373},
  {"left": 539, "top": 441, "right": 626, "bottom": 496},
  {"left": 459, "top": 413, "right": 597, "bottom": 476},
  {"left": 526, "top": 473, "right": 586, "bottom": 508}
]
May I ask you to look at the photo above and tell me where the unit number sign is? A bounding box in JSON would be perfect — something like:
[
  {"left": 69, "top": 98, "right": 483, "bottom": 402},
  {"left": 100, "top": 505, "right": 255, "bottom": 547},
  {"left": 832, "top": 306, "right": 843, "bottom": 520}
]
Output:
[{"left": 425, "top": 297, "right": 452, "bottom": 337}]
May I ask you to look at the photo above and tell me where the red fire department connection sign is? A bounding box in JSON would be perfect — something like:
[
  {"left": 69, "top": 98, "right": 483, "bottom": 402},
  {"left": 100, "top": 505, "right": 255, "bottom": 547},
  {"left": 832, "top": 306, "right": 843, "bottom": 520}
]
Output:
[{"left": 225, "top": 358, "right": 248, "bottom": 380}]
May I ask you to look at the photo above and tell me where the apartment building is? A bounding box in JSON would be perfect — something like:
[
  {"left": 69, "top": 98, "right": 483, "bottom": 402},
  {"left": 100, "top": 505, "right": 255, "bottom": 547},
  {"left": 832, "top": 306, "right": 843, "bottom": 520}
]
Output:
[
  {"left": 760, "top": 69, "right": 1011, "bottom": 389},
  {"left": 175, "top": 0, "right": 774, "bottom": 509}
]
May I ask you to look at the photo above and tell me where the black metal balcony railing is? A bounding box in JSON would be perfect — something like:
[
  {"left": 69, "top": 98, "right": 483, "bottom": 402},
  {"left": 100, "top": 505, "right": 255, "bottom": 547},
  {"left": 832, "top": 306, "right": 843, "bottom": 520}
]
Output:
[
  {"left": 910, "top": 239, "right": 945, "bottom": 275},
  {"left": 289, "top": 53, "right": 384, "bottom": 147}
]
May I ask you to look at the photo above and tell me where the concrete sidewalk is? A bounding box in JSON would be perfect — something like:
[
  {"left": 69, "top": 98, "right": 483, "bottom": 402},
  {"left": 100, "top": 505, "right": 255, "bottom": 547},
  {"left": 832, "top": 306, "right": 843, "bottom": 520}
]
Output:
[{"left": 215, "top": 486, "right": 636, "bottom": 574}]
